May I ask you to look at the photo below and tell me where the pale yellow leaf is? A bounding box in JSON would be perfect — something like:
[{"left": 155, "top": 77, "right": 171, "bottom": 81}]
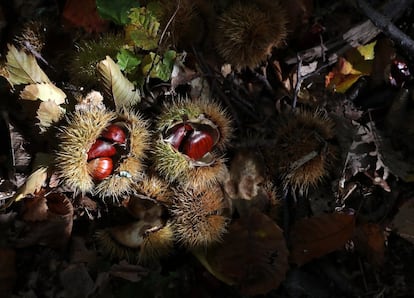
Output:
[
  {"left": 14, "top": 167, "right": 48, "bottom": 202},
  {"left": 37, "top": 101, "right": 65, "bottom": 132},
  {"left": 5, "top": 44, "right": 50, "bottom": 86},
  {"left": 97, "top": 56, "right": 141, "bottom": 110},
  {"left": 20, "top": 83, "right": 66, "bottom": 105}
]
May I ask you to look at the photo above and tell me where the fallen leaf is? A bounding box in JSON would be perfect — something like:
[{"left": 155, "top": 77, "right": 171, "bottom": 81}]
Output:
[
  {"left": 125, "top": 7, "right": 160, "bottom": 50},
  {"left": 391, "top": 199, "right": 414, "bottom": 244},
  {"left": 0, "top": 247, "right": 16, "bottom": 297},
  {"left": 36, "top": 100, "right": 65, "bottom": 132},
  {"left": 353, "top": 223, "right": 385, "bottom": 266},
  {"left": 59, "top": 263, "right": 95, "bottom": 298},
  {"left": 195, "top": 209, "right": 289, "bottom": 296},
  {"left": 97, "top": 56, "right": 141, "bottom": 109},
  {"left": 62, "top": 0, "right": 109, "bottom": 33},
  {"left": 109, "top": 260, "right": 148, "bottom": 282},
  {"left": 20, "top": 83, "right": 66, "bottom": 105},
  {"left": 290, "top": 212, "right": 356, "bottom": 266},
  {"left": 21, "top": 193, "right": 49, "bottom": 222},
  {"left": 13, "top": 167, "right": 48, "bottom": 203},
  {"left": 4, "top": 44, "right": 50, "bottom": 86},
  {"left": 16, "top": 192, "right": 74, "bottom": 249},
  {"left": 325, "top": 41, "right": 376, "bottom": 93}
]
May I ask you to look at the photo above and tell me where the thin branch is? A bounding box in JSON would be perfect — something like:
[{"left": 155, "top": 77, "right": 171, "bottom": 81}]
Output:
[{"left": 356, "top": 0, "right": 414, "bottom": 57}]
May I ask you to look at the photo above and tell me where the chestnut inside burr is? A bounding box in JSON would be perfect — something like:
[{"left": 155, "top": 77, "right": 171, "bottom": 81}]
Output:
[
  {"left": 87, "top": 122, "right": 129, "bottom": 181},
  {"left": 164, "top": 121, "right": 220, "bottom": 160}
]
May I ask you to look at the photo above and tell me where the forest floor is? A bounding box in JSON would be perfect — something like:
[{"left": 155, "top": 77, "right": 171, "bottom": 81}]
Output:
[{"left": 0, "top": 0, "right": 414, "bottom": 297}]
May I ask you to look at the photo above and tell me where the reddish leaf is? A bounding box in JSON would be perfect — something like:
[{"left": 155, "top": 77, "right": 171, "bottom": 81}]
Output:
[
  {"left": 62, "top": 0, "right": 109, "bottom": 33},
  {"left": 290, "top": 212, "right": 356, "bottom": 266},
  {"left": 0, "top": 247, "right": 16, "bottom": 297},
  {"left": 353, "top": 223, "right": 385, "bottom": 266},
  {"left": 196, "top": 209, "right": 289, "bottom": 296}
]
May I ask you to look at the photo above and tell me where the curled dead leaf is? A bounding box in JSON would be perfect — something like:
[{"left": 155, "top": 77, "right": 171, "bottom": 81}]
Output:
[
  {"left": 290, "top": 212, "right": 356, "bottom": 266},
  {"left": 21, "top": 193, "right": 48, "bottom": 222},
  {"left": 36, "top": 100, "right": 65, "bottom": 132},
  {"left": 195, "top": 209, "right": 289, "bottom": 296},
  {"left": 97, "top": 56, "right": 141, "bottom": 110},
  {"left": 20, "top": 83, "right": 66, "bottom": 105}
]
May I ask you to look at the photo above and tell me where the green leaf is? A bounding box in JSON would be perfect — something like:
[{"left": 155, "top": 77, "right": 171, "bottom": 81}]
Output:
[
  {"left": 117, "top": 48, "right": 142, "bottom": 74},
  {"left": 126, "top": 7, "right": 160, "bottom": 50},
  {"left": 141, "top": 50, "right": 176, "bottom": 81},
  {"left": 96, "top": 0, "right": 140, "bottom": 25}
]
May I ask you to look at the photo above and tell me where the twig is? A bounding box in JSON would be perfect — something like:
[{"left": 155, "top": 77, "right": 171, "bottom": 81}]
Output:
[
  {"left": 356, "top": 0, "right": 414, "bottom": 57},
  {"left": 285, "top": 0, "right": 414, "bottom": 65},
  {"left": 292, "top": 53, "right": 302, "bottom": 109}
]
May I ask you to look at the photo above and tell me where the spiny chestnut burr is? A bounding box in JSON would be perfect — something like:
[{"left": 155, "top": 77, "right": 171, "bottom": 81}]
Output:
[
  {"left": 87, "top": 140, "right": 116, "bottom": 160},
  {"left": 101, "top": 124, "right": 126, "bottom": 144},
  {"left": 87, "top": 157, "right": 113, "bottom": 181},
  {"left": 153, "top": 97, "right": 232, "bottom": 190},
  {"left": 170, "top": 184, "right": 230, "bottom": 248},
  {"left": 68, "top": 33, "right": 124, "bottom": 88},
  {"left": 95, "top": 222, "right": 175, "bottom": 263},
  {"left": 214, "top": 0, "right": 287, "bottom": 69},
  {"left": 263, "top": 108, "right": 337, "bottom": 194},
  {"left": 55, "top": 104, "right": 150, "bottom": 198}
]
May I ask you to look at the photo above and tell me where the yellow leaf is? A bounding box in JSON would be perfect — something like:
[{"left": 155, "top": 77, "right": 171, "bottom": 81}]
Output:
[
  {"left": 37, "top": 101, "right": 65, "bottom": 132},
  {"left": 5, "top": 44, "right": 50, "bottom": 86},
  {"left": 357, "top": 40, "right": 377, "bottom": 60},
  {"left": 338, "top": 57, "right": 361, "bottom": 75},
  {"left": 97, "top": 56, "right": 141, "bottom": 110},
  {"left": 20, "top": 83, "right": 67, "bottom": 105}
]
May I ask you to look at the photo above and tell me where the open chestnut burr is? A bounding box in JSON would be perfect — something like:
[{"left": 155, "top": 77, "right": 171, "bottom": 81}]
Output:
[
  {"left": 152, "top": 98, "right": 233, "bottom": 190},
  {"left": 55, "top": 107, "right": 150, "bottom": 199}
]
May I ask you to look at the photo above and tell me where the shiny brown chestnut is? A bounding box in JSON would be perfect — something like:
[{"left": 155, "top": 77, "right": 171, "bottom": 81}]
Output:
[
  {"left": 87, "top": 157, "right": 113, "bottom": 181},
  {"left": 87, "top": 139, "right": 117, "bottom": 160},
  {"left": 182, "top": 130, "right": 214, "bottom": 160},
  {"left": 164, "top": 123, "right": 192, "bottom": 150},
  {"left": 101, "top": 124, "right": 126, "bottom": 144}
]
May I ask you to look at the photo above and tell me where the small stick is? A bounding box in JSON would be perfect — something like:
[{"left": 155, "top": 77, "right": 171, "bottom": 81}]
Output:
[{"left": 357, "top": 0, "right": 414, "bottom": 57}]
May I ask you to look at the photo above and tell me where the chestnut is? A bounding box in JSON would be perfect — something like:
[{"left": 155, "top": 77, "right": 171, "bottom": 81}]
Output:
[
  {"left": 101, "top": 124, "right": 126, "bottom": 144},
  {"left": 87, "top": 157, "right": 113, "bottom": 181},
  {"left": 87, "top": 139, "right": 117, "bottom": 160},
  {"left": 164, "top": 123, "right": 192, "bottom": 150},
  {"left": 183, "top": 130, "right": 214, "bottom": 160}
]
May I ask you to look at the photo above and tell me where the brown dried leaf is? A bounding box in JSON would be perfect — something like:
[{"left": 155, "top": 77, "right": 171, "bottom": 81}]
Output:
[
  {"left": 21, "top": 193, "right": 48, "bottom": 222},
  {"left": 59, "top": 264, "right": 95, "bottom": 298},
  {"left": 5, "top": 44, "right": 50, "bottom": 86},
  {"left": 195, "top": 209, "right": 289, "bottom": 296},
  {"left": 109, "top": 260, "right": 148, "bottom": 282},
  {"left": 290, "top": 212, "right": 356, "bottom": 266},
  {"left": 97, "top": 56, "right": 141, "bottom": 110},
  {"left": 20, "top": 83, "right": 66, "bottom": 105},
  {"left": 391, "top": 199, "right": 414, "bottom": 244},
  {"left": 16, "top": 192, "right": 74, "bottom": 249},
  {"left": 36, "top": 100, "right": 65, "bottom": 132},
  {"left": 0, "top": 247, "right": 16, "bottom": 296},
  {"left": 354, "top": 223, "right": 385, "bottom": 266}
]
